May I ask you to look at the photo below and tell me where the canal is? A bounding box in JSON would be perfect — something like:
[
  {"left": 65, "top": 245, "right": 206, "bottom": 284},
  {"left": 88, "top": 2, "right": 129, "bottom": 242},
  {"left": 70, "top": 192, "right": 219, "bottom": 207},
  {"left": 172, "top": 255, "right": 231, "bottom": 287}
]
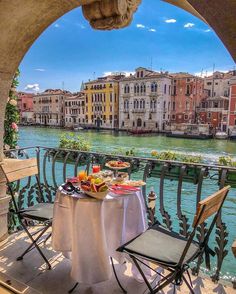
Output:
[
  {"left": 19, "top": 126, "right": 236, "bottom": 162},
  {"left": 18, "top": 126, "right": 236, "bottom": 282}
]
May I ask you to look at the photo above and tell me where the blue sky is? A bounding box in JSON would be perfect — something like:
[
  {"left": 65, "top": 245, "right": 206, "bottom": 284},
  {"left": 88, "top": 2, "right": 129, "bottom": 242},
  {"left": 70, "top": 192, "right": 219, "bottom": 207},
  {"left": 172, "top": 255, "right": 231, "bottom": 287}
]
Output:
[{"left": 18, "top": 0, "right": 235, "bottom": 93}]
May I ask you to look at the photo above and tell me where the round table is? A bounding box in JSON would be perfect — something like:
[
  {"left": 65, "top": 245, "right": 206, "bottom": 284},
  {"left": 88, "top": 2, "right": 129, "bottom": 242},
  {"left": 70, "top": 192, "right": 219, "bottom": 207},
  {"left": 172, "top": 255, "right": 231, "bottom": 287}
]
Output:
[{"left": 52, "top": 186, "right": 147, "bottom": 284}]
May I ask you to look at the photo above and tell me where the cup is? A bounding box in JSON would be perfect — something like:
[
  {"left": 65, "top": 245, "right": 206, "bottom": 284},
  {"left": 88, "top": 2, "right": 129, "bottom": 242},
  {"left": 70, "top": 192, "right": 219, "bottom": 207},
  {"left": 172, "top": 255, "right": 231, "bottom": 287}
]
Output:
[
  {"left": 92, "top": 165, "right": 101, "bottom": 173},
  {"left": 78, "top": 170, "right": 87, "bottom": 181}
]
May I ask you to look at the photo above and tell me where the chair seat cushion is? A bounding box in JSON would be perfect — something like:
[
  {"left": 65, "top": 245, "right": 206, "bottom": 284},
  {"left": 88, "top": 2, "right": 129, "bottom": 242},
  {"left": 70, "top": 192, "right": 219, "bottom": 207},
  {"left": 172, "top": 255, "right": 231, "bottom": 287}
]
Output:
[
  {"left": 20, "top": 203, "right": 54, "bottom": 221},
  {"left": 122, "top": 225, "right": 199, "bottom": 267}
]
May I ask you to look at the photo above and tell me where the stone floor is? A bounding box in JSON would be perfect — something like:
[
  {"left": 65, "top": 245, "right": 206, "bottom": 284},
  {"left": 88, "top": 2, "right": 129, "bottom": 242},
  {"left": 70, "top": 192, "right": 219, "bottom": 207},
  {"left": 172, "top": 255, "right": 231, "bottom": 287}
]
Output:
[{"left": 0, "top": 229, "right": 235, "bottom": 294}]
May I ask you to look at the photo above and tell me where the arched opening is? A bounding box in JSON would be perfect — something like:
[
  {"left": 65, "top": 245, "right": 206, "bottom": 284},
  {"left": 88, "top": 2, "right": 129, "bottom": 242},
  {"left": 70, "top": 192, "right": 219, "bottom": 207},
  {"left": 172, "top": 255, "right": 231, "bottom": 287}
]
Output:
[{"left": 137, "top": 118, "right": 142, "bottom": 127}]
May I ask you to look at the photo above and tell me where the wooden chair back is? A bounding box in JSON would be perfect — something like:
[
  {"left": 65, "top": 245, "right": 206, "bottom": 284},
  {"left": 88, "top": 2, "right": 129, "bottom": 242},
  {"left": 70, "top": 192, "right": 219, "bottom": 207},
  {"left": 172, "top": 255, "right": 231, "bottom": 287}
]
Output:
[
  {"left": 0, "top": 158, "right": 38, "bottom": 183},
  {"left": 193, "top": 185, "right": 230, "bottom": 227}
]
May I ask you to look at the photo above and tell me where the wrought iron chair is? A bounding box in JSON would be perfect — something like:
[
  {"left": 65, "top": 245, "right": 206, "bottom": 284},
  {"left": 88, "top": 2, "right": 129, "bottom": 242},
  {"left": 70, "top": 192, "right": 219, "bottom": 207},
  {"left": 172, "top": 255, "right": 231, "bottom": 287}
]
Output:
[
  {"left": 0, "top": 158, "right": 54, "bottom": 269},
  {"left": 112, "top": 185, "right": 230, "bottom": 294}
]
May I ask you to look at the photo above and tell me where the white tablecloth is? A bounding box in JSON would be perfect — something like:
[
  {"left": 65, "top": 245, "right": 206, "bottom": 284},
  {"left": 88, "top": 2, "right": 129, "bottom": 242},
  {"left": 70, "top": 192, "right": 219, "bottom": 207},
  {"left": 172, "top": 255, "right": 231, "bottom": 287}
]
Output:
[{"left": 52, "top": 187, "right": 147, "bottom": 284}]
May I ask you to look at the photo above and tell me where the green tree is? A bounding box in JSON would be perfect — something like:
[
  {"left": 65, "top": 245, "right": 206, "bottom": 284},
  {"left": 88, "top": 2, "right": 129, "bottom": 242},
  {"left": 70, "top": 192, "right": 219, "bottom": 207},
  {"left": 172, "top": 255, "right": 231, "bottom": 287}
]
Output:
[{"left": 4, "top": 69, "right": 20, "bottom": 149}]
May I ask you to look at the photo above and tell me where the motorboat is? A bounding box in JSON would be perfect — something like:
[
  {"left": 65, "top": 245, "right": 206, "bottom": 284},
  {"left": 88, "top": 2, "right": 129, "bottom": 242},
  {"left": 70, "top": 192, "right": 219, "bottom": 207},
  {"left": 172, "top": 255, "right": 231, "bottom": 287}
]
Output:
[{"left": 215, "top": 131, "right": 228, "bottom": 140}]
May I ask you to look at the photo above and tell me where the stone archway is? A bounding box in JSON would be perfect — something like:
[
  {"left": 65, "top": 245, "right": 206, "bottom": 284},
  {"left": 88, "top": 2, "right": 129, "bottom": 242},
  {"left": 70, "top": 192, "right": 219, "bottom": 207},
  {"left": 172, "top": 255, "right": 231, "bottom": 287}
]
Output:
[{"left": 0, "top": 0, "right": 235, "bottom": 158}]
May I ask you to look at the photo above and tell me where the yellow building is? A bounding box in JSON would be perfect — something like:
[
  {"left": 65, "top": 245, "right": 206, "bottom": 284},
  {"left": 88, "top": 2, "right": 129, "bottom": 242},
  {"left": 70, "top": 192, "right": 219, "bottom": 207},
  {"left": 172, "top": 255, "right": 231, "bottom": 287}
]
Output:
[{"left": 84, "top": 74, "right": 124, "bottom": 129}]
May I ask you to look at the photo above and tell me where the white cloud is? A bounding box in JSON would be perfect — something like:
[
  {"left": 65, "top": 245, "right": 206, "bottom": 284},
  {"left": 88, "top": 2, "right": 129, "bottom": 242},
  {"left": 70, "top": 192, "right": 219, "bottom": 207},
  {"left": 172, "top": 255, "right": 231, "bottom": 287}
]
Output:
[
  {"left": 184, "top": 23, "right": 195, "bottom": 28},
  {"left": 34, "top": 68, "right": 45, "bottom": 72},
  {"left": 165, "top": 19, "right": 177, "bottom": 23},
  {"left": 136, "top": 24, "right": 145, "bottom": 29},
  {"left": 148, "top": 28, "right": 156, "bottom": 32},
  {"left": 203, "top": 29, "right": 211, "bottom": 33},
  {"left": 54, "top": 23, "right": 60, "bottom": 28},
  {"left": 24, "top": 84, "right": 40, "bottom": 92}
]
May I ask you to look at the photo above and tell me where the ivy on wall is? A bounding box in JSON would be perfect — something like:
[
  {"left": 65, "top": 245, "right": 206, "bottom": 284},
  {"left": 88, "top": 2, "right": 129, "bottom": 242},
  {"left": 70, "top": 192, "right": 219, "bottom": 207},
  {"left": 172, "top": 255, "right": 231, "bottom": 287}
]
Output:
[{"left": 4, "top": 69, "right": 20, "bottom": 149}]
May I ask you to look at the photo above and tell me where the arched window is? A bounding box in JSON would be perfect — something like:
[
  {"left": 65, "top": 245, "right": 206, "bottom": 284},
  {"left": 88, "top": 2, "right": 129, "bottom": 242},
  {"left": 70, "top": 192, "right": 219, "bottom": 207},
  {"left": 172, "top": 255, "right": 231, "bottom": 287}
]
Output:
[
  {"left": 137, "top": 118, "right": 142, "bottom": 127},
  {"left": 151, "top": 82, "right": 157, "bottom": 92},
  {"left": 134, "top": 83, "right": 139, "bottom": 94},
  {"left": 124, "top": 84, "right": 130, "bottom": 94},
  {"left": 140, "top": 83, "right": 146, "bottom": 93},
  {"left": 140, "top": 99, "right": 145, "bottom": 109}
]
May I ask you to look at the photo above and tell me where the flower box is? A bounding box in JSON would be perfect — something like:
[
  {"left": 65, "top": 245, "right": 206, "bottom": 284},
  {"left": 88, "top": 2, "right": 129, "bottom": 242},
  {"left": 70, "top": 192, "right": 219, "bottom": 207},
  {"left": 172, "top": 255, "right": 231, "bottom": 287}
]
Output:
[{"left": 149, "top": 162, "right": 204, "bottom": 184}]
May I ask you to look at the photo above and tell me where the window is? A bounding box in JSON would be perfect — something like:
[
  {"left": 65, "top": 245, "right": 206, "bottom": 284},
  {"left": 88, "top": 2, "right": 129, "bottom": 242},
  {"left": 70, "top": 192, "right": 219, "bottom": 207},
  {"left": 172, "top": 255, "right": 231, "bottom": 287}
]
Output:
[
  {"left": 184, "top": 115, "right": 188, "bottom": 120},
  {"left": 110, "top": 93, "right": 112, "bottom": 102},
  {"left": 124, "top": 84, "right": 130, "bottom": 94},
  {"left": 151, "top": 82, "right": 157, "bottom": 92},
  {"left": 164, "top": 84, "right": 167, "bottom": 94},
  {"left": 207, "top": 82, "right": 212, "bottom": 86},
  {"left": 134, "top": 83, "right": 139, "bottom": 94},
  {"left": 186, "top": 84, "right": 190, "bottom": 95},
  {"left": 172, "top": 114, "right": 176, "bottom": 119},
  {"left": 172, "top": 101, "right": 176, "bottom": 111}
]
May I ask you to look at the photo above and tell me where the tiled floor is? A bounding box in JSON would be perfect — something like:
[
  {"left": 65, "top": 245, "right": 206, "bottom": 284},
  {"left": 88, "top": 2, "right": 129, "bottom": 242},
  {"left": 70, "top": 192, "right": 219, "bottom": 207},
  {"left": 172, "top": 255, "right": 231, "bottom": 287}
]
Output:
[{"left": 0, "top": 229, "right": 235, "bottom": 294}]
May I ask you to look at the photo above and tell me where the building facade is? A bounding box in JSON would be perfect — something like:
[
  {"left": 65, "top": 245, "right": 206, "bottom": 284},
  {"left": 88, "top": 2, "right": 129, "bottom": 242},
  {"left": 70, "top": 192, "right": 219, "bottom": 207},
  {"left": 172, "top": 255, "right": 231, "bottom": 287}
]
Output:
[
  {"left": 17, "top": 92, "right": 34, "bottom": 124},
  {"left": 33, "top": 89, "right": 71, "bottom": 127},
  {"left": 83, "top": 74, "right": 123, "bottom": 129},
  {"left": 195, "top": 71, "right": 236, "bottom": 132},
  {"left": 170, "top": 73, "right": 205, "bottom": 124},
  {"left": 64, "top": 92, "right": 85, "bottom": 128},
  {"left": 228, "top": 76, "right": 236, "bottom": 133},
  {"left": 119, "top": 67, "right": 172, "bottom": 132}
]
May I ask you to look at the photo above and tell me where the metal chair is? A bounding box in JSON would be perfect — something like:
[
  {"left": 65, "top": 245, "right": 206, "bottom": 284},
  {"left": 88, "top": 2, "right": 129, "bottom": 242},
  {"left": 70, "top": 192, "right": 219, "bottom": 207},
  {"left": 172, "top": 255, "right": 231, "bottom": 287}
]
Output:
[
  {"left": 0, "top": 158, "right": 54, "bottom": 269},
  {"left": 112, "top": 185, "right": 230, "bottom": 294}
]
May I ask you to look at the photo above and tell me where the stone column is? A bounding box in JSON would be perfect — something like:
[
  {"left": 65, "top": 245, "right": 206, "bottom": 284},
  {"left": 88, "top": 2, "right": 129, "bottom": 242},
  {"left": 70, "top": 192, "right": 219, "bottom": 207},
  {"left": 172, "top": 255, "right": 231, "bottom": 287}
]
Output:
[{"left": 0, "top": 71, "right": 13, "bottom": 242}]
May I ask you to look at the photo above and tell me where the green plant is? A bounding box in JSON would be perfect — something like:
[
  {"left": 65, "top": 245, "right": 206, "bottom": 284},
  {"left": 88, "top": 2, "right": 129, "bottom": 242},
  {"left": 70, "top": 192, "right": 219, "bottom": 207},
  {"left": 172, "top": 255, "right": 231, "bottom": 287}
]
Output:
[
  {"left": 4, "top": 69, "right": 20, "bottom": 149},
  {"left": 218, "top": 156, "right": 236, "bottom": 167},
  {"left": 59, "top": 133, "right": 91, "bottom": 151},
  {"left": 110, "top": 147, "right": 136, "bottom": 156},
  {"left": 151, "top": 150, "right": 202, "bottom": 163},
  {"left": 180, "top": 154, "right": 202, "bottom": 163}
]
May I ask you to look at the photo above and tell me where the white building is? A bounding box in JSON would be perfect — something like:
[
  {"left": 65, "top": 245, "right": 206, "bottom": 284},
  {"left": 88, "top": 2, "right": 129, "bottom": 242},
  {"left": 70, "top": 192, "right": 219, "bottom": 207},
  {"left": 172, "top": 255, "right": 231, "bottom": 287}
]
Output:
[
  {"left": 64, "top": 92, "right": 85, "bottom": 128},
  {"left": 119, "top": 67, "right": 172, "bottom": 132},
  {"left": 204, "top": 71, "right": 234, "bottom": 98}
]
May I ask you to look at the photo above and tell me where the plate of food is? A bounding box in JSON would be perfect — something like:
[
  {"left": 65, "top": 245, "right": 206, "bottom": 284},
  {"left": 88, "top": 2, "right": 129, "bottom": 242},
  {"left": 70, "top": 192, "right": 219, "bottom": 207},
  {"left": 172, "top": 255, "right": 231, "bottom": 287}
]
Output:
[
  {"left": 105, "top": 160, "right": 130, "bottom": 170},
  {"left": 80, "top": 177, "right": 109, "bottom": 200},
  {"left": 121, "top": 180, "right": 146, "bottom": 187}
]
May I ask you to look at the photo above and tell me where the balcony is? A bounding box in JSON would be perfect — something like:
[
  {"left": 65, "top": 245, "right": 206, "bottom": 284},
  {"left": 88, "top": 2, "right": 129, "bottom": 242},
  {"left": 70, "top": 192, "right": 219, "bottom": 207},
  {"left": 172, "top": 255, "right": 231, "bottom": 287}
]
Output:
[
  {"left": 1, "top": 146, "right": 235, "bottom": 293},
  {"left": 132, "top": 109, "right": 146, "bottom": 113},
  {"left": 150, "top": 108, "right": 157, "bottom": 113}
]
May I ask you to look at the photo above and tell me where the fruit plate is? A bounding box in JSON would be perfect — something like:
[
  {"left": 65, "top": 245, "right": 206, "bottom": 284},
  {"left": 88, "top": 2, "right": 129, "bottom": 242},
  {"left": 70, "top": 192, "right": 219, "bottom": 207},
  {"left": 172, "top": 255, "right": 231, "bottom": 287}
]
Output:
[{"left": 83, "top": 190, "right": 109, "bottom": 200}]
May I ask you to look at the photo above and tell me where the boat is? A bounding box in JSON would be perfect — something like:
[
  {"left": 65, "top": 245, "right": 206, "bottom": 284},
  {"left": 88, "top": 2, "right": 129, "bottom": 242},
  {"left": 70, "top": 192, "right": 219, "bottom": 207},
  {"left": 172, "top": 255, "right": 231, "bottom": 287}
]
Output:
[
  {"left": 129, "top": 129, "right": 152, "bottom": 135},
  {"left": 215, "top": 131, "right": 228, "bottom": 140},
  {"left": 73, "top": 126, "right": 84, "bottom": 131},
  {"left": 229, "top": 129, "right": 236, "bottom": 140},
  {"left": 166, "top": 124, "right": 213, "bottom": 140}
]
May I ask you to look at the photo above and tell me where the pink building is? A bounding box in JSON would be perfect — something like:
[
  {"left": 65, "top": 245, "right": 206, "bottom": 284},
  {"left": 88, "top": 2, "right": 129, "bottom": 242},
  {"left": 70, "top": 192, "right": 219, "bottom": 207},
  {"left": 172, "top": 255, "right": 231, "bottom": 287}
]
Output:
[
  {"left": 17, "top": 92, "right": 34, "bottom": 124},
  {"left": 170, "top": 73, "right": 205, "bottom": 124},
  {"left": 228, "top": 76, "right": 236, "bottom": 136}
]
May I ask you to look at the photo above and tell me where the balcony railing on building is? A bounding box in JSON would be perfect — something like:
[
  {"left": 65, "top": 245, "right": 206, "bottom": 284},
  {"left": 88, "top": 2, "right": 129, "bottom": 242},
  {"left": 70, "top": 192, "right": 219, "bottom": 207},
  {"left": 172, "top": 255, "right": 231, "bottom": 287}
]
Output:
[{"left": 4, "top": 146, "right": 236, "bottom": 288}]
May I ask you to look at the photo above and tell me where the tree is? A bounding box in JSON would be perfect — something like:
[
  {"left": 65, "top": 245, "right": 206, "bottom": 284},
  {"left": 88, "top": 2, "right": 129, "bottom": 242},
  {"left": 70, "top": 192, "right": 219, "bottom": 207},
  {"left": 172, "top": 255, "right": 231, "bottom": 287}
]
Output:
[{"left": 4, "top": 69, "right": 20, "bottom": 149}]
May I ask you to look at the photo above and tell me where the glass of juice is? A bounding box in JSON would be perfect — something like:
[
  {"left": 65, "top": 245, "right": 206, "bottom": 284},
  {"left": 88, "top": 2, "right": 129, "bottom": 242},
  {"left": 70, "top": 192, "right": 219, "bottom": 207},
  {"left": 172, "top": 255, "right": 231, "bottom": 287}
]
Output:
[
  {"left": 78, "top": 170, "right": 87, "bottom": 181},
  {"left": 92, "top": 165, "right": 101, "bottom": 173}
]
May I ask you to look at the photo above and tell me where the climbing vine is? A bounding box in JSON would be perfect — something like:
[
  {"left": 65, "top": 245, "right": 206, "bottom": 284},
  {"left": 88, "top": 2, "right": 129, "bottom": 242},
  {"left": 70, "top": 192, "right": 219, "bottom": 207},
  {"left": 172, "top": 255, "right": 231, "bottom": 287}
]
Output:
[{"left": 4, "top": 69, "right": 20, "bottom": 149}]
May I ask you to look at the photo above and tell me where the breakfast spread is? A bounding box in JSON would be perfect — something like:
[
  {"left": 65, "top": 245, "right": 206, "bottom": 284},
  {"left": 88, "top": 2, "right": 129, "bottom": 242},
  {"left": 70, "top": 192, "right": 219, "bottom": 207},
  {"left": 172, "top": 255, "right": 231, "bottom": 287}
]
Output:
[{"left": 64, "top": 161, "right": 145, "bottom": 200}]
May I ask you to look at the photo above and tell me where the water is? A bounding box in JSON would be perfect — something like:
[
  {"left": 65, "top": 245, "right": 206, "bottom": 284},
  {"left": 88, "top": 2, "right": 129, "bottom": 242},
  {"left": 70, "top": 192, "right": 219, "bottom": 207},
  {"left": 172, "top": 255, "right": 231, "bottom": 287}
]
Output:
[
  {"left": 18, "top": 126, "right": 236, "bottom": 281},
  {"left": 18, "top": 126, "right": 236, "bottom": 162}
]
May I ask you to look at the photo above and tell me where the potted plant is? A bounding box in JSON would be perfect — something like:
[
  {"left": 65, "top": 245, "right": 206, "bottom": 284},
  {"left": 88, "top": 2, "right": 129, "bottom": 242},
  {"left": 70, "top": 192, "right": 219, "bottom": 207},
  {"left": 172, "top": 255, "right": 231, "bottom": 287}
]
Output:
[
  {"left": 218, "top": 156, "right": 236, "bottom": 187},
  {"left": 150, "top": 150, "right": 204, "bottom": 184}
]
